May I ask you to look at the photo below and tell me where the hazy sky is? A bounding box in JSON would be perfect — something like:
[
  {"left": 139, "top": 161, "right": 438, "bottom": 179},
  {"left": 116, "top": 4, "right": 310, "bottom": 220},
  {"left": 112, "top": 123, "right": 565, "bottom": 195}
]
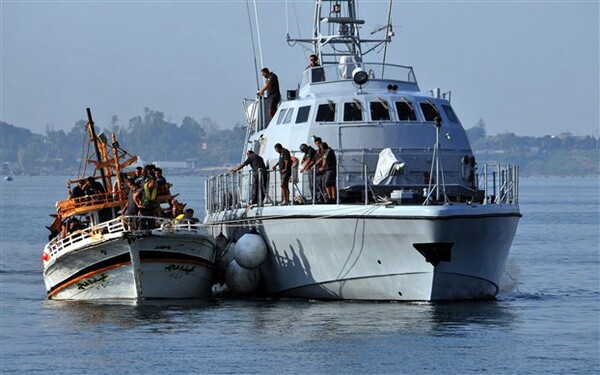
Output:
[{"left": 1, "top": 0, "right": 598, "bottom": 137}]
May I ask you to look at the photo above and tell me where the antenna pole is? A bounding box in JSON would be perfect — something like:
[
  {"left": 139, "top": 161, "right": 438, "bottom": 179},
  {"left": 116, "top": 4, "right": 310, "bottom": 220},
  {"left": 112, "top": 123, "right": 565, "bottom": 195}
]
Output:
[
  {"left": 246, "top": 0, "right": 260, "bottom": 91},
  {"left": 253, "top": 0, "right": 264, "bottom": 69},
  {"left": 435, "top": 118, "right": 440, "bottom": 202},
  {"left": 381, "top": 0, "right": 393, "bottom": 77}
]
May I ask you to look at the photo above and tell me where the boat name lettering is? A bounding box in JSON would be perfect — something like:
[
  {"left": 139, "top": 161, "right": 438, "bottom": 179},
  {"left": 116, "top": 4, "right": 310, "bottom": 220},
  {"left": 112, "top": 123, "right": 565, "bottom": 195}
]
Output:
[
  {"left": 165, "top": 264, "right": 195, "bottom": 274},
  {"left": 77, "top": 273, "right": 109, "bottom": 290}
]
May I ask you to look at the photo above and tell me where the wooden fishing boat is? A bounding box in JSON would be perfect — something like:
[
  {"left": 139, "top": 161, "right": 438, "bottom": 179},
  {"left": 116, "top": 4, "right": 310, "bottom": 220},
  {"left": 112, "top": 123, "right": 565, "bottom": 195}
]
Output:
[{"left": 42, "top": 109, "right": 216, "bottom": 300}]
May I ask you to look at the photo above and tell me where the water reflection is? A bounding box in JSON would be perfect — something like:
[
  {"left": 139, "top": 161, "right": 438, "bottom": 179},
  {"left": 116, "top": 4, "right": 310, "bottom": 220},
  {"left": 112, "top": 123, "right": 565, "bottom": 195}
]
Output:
[
  {"left": 45, "top": 299, "right": 518, "bottom": 339},
  {"left": 427, "top": 301, "right": 519, "bottom": 335},
  {"left": 263, "top": 300, "right": 519, "bottom": 337},
  {"left": 43, "top": 299, "right": 219, "bottom": 329},
  {"left": 44, "top": 297, "right": 518, "bottom": 339}
]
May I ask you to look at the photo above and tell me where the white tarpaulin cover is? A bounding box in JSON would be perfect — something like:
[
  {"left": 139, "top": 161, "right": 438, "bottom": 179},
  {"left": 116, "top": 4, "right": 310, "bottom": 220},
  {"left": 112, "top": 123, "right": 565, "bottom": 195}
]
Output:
[{"left": 373, "top": 148, "right": 407, "bottom": 185}]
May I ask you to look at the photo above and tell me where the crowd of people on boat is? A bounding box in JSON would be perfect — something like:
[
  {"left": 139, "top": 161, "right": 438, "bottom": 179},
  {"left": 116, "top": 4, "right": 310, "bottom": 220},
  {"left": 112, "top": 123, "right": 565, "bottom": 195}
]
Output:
[
  {"left": 50, "top": 164, "right": 200, "bottom": 240},
  {"left": 120, "top": 165, "right": 198, "bottom": 229},
  {"left": 299, "top": 136, "right": 337, "bottom": 204},
  {"left": 229, "top": 135, "right": 337, "bottom": 206}
]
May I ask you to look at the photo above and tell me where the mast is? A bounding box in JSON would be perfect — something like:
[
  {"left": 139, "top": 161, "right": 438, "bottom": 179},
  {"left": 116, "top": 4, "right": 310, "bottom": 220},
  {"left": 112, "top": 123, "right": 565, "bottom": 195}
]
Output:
[
  {"left": 86, "top": 108, "right": 109, "bottom": 190},
  {"left": 381, "top": 0, "right": 393, "bottom": 77},
  {"left": 287, "top": 0, "right": 392, "bottom": 66}
]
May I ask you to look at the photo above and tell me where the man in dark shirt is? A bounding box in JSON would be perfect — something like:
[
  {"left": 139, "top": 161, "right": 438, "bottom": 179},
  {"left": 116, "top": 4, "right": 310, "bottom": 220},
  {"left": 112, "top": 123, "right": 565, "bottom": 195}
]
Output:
[
  {"left": 230, "top": 150, "right": 268, "bottom": 205},
  {"left": 134, "top": 166, "right": 144, "bottom": 187},
  {"left": 257, "top": 68, "right": 281, "bottom": 119},
  {"left": 312, "top": 137, "right": 326, "bottom": 202},
  {"left": 273, "top": 143, "right": 292, "bottom": 205},
  {"left": 155, "top": 168, "right": 167, "bottom": 187},
  {"left": 299, "top": 143, "right": 318, "bottom": 199},
  {"left": 318, "top": 142, "right": 337, "bottom": 203},
  {"left": 306, "top": 54, "right": 325, "bottom": 83},
  {"left": 123, "top": 177, "right": 139, "bottom": 229},
  {"left": 70, "top": 179, "right": 85, "bottom": 199},
  {"left": 60, "top": 217, "right": 87, "bottom": 239},
  {"left": 84, "top": 176, "right": 105, "bottom": 196}
]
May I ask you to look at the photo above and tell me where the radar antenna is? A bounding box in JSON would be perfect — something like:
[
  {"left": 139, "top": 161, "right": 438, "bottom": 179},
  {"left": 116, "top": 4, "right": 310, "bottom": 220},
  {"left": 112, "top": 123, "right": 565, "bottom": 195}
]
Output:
[{"left": 286, "top": 0, "right": 392, "bottom": 66}]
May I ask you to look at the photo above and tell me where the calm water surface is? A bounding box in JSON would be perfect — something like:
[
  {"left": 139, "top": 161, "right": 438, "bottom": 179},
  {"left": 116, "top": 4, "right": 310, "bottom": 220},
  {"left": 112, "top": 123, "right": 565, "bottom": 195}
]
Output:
[{"left": 1, "top": 176, "right": 598, "bottom": 374}]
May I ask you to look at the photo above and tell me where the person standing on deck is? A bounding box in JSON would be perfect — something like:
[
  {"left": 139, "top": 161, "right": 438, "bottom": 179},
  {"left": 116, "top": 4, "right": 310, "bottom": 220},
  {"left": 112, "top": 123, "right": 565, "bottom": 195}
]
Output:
[
  {"left": 135, "top": 177, "right": 159, "bottom": 229},
  {"left": 273, "top": 143, "right": 292, "bottom": 205},
  {"left": 299, "top": 143, "right": 318, "bottom": 198},
  {"left": 230, "top": 150, "right": 268, "bottom": 206},
  {"left": 123, "top": 177, "right": 140, "bottom": 230},
  {"left": 257, "top": 68, "right": 281, "bottom": 119},
  {"left": 312, "top": 137, "right": 326, "bottom": 202},
  {"left": 318, "top": 142, "right": 337, "bottom": 203}
]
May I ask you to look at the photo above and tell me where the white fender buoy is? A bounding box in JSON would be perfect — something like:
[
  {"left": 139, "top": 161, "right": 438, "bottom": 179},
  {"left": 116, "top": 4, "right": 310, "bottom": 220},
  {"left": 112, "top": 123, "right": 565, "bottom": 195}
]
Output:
[
  {"left": 225, "top": 260, "right": 261, "bottom": 295},
  {"left": 234, "top": 230, "right": 267, "bottom": 269}
]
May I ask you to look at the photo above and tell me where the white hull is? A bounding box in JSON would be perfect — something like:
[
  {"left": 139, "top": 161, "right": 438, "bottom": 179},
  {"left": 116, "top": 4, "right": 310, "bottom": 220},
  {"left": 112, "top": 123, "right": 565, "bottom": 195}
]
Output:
[
  {"left": 43, "top": 226, "right": 216, "bottom": 300},
  {"left": 205, "top": 203, "right": 520, "bottom": 301}
]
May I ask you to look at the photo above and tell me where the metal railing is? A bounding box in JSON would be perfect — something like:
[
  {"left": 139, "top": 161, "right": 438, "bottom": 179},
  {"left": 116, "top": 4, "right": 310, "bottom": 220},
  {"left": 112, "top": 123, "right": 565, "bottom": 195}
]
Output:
[
  {"left": 299, "top": 62, "right": 417, "bottom": 88},
  {"left": 481, "top": 164, "right": 520, "bottom": 205},
  {"left": 205, "top": 157, "right": 520, "bottom": 214},
  {"left": 44, "top": 216, "right": 211, "bottom": 261}
]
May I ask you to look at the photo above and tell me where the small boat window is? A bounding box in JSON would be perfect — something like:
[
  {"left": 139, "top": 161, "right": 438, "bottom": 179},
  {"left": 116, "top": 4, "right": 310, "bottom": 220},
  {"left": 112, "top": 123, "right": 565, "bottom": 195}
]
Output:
[
  {"left": 419, "top": 101, "right": 438, "bottom": 122},
  {"left": 442, "top": 104, "right": 459, "bottom": 123},
  {"left": 276, "top": 109, "right": 288, "bottom": 125},
  {"left": 316, "top": 102, "right": 336, "bottom": 122},
  {"left": 343, "top": 101, "right": 362, "bottom": 121},
  {"left": 311, "top": 67, "right": 326, "bottom": 83},
  {"left": 295, "top": 105, "right": 311, "bottom": 124},
  {"left": 283, "top": 108, "right": 295, "bottom": 124},
  {"left": 370, "top": 99, "right": 390, "bottom": 121},
  {"left": 395, "top": 99, "right": 417, "bottom": 121}
]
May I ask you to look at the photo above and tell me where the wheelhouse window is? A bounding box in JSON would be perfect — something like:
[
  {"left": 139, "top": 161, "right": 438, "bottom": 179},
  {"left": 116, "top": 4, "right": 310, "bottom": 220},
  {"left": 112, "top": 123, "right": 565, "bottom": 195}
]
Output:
[
  {"left": 295, "top": 105, "right": 311, "bottom": 124},
  {"left": 282, "top": 108, "right": 295, "bottom": 124},
  {"left": 343, "top": 101, "right": 362, "bottom": 121},
  {"left": 442, "top": 104, "right": 459, "bottom": 123},
  {"left": 419, "top": 102, "right": 439, "bottom": 122},
  {"left": 316, "top": 102, "right": 336, "bottom": 122},
  {"left": 276, "top": 108, "right": 288, "bottom": 125},
  {"left": 370, "top": 100, "right": 390, "bottom": 121},
  {"left": 395, "top": 99, "right": 417, "bottom": 121}
]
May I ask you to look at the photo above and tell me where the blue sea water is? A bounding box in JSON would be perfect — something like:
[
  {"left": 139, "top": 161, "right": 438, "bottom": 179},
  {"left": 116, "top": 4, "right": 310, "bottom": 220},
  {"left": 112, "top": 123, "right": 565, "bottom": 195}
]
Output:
[{"left": 0, "top": 176, "right": 598, "bottom": 374}]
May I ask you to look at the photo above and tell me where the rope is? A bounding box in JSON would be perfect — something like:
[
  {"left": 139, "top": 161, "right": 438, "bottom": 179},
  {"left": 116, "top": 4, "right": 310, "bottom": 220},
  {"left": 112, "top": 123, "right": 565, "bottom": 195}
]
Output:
[
  {"left": 77, "top": 129, "right": 90, "bottom": 178},
  {"left": 205, "top": 204, "right": 383, "bottom": 230}
]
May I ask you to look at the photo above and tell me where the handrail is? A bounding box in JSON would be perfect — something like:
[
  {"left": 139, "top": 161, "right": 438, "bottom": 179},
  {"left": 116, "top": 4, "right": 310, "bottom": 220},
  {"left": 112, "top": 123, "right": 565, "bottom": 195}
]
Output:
[
  {"left": 481, "top": 164, "right": 519, "bottom": 205},
  {"left": 57, "top": 187, "right": 173, "bottom": 215},
  {"left": 45, "top": 216, "right": 128, "bottom": 258},
  {"left": 44, "top": 215, "right": 212, "bottom": 261},
  {"left": 57, "top": 191, "right": 126, "bottom": 212},
  {"left": 300, "top": 62, "right": 417, "bottom": 88},
  {"left": 205, "top": 158, "right": 520, "bottom": 214}
]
